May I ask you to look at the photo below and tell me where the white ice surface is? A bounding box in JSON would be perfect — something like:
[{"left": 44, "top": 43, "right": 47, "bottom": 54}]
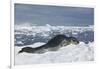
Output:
[{"left": 15, "top": 42, "right": 94, "bottom": 65}]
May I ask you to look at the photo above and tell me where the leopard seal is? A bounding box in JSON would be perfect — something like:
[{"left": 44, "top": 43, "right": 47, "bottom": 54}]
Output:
[{"left": 18, "top": 34, "right": 79, "bottom": 54}]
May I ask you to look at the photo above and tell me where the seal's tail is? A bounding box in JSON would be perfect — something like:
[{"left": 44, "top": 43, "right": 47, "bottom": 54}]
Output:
[{"left": 18, "top": 45, "right": 45, "bottom": 54}]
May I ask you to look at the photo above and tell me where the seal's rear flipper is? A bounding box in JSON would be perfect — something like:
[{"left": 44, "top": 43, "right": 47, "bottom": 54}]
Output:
[{"left": 18, "top": 50, "right": 23, "bottom": 54}]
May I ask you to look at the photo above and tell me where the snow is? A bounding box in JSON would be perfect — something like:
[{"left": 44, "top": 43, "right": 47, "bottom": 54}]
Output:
[
  {"left": 15, "top": 42, "right": 94, "bottom": 65},
  {"left": 25, "top": 42, "right": 45, "bottom": 48}
]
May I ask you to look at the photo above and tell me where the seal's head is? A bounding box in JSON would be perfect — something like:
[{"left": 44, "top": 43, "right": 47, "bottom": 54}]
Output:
[
  {"left": 68, "top": 37, "right": 79, "bottom": 45},
  {"left": 55, "top": 35, "right": 79, "bottom": 47}
]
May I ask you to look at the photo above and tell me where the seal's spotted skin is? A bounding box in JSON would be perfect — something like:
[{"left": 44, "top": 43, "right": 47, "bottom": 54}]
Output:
[{"left": 18, "top": 34, "right": 79, "bottom": 54}]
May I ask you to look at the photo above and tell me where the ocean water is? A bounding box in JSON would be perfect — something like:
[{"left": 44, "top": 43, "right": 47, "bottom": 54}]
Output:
[{"left": 14, "top": 25, "right": 94, "bottom": 46}]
